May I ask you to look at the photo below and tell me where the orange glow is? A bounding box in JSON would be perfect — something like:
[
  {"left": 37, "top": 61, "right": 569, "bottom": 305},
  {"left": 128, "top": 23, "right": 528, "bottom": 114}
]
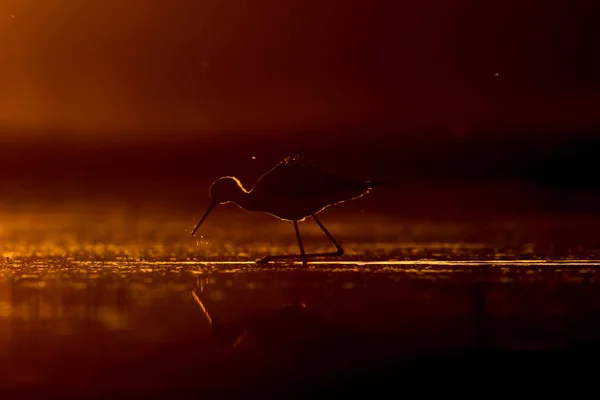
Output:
[{"left": 1, "top": 1, "right": 596, "bottom": 137}]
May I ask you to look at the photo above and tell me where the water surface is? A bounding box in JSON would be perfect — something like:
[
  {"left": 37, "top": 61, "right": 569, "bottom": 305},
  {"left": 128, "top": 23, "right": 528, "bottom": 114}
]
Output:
[
  {"left": 1, "top": 259, "right": 600, "bottom": 398},
  {"left": 1, "top": 202, "right": 600, "bottom": 397}
]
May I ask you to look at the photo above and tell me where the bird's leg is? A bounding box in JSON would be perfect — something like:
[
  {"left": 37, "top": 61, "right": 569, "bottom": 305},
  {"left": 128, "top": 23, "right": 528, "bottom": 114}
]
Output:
[
  {"left": 256, "top": 220, "right": 308, "bottom": 265},
  {"left": 294, "top": 220, "right": 308, "bottom": 265},
  {"left": 255, "top": 215, "right": 343, "bottom": 264},
  {"left": 301, "top": 214, "right": 344, "bottom": 258}
]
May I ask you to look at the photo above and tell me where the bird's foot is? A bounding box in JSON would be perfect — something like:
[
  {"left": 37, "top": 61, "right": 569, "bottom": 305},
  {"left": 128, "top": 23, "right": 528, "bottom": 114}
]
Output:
[
  {"left": 256, "top": 255, "right": 309, "bottom": 266},
  {"left": 255, "top": 255, "right": 271, "bottom": 264}
]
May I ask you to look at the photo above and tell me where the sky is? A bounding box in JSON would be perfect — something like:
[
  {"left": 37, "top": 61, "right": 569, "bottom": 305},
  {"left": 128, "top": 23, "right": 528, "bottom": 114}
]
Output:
[{"left": 0, "top": 0, "right": 598, "bottom": 138}]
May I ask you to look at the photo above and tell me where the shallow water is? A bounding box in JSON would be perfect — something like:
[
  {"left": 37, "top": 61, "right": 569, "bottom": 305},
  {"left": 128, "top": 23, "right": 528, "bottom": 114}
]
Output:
[
  {"left": 1, "top": 202, "right": 600, "bottom": 396},
  {"left": 2, "top": 200, "right": 600, "bottom": 261},
  {"left": 1, "top": 259, "right": 600, "bottom": 397}
]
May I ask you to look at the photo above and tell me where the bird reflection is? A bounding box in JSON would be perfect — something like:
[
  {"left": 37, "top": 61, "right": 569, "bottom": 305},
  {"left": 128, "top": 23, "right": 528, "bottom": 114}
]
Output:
[{"left": 191, "top": 290, "right": 353, "bottom": 352}]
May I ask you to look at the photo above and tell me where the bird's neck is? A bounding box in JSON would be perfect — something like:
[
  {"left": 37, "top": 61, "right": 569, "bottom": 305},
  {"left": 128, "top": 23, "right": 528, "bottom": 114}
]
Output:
[{"left": 229, "top": 190, "right": 255, "bottom": 211}]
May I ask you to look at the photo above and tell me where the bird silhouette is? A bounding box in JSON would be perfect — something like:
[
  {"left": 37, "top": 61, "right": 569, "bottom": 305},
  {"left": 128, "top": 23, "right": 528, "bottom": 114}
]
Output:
[{"left": 191, "top": 155, "right": 389, "bottom": 264}]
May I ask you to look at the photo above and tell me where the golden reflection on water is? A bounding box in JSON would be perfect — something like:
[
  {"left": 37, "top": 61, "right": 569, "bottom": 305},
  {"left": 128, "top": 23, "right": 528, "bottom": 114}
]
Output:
[
  {"left": 0, "top": 203, "right": 599, "bottom": 393},
  {"left": 1, "top": 260, "right": 599, "bottom": 332},
  {"left": 0, "top": 258, "right": 600, "bottom": 393},
  {"left": 2, "top": 203, "right": 599, "bottom": 262}
]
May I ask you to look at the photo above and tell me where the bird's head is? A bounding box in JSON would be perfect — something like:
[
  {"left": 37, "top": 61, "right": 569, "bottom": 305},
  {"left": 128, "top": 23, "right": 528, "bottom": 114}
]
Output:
[
  {"left": 209, "top": 176, "right": 245, "bottom": 205},
  {"left": 191, "top": 176, "right": 246, "bottom": 236}
]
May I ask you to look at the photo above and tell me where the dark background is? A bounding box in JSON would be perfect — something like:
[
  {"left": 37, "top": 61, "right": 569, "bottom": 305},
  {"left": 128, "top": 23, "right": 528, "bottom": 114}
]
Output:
[
  {"left": 1, "top": 0, "right": 599, "bottom": 218},
  {"left": 1, "top": 128, "right": 599, "bottom": 219}
]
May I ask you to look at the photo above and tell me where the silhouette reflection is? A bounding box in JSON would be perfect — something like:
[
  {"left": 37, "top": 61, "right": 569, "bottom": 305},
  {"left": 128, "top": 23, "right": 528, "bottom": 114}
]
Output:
[{"left": 192, "top": 290, "right": 365, "bottom": 356}]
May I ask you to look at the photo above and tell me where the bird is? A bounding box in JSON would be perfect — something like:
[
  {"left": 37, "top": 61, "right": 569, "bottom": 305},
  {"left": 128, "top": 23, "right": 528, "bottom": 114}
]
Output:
[{"left": 191, "top": 155, "right": 390, "bottom": 264}]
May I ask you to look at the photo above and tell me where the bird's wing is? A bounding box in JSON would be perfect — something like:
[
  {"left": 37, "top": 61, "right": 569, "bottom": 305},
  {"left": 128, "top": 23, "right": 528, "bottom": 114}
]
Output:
[{"left": 252, "top": 155, "right": 367, "bottom": 198}]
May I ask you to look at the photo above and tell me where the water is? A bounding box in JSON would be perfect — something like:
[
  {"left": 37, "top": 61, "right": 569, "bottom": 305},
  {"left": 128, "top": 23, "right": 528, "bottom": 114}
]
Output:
[
  {"left": 1, "top": 202, "right": 600, "bottom": 397},
  {"left": 1, "top": 258, "right": 600, "bottom": 398}
]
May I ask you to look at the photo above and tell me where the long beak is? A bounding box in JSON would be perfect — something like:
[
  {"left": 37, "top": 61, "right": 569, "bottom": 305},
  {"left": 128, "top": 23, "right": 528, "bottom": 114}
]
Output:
[{"left": 191, "top": 202, "right": 215, "bottom": 236}]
